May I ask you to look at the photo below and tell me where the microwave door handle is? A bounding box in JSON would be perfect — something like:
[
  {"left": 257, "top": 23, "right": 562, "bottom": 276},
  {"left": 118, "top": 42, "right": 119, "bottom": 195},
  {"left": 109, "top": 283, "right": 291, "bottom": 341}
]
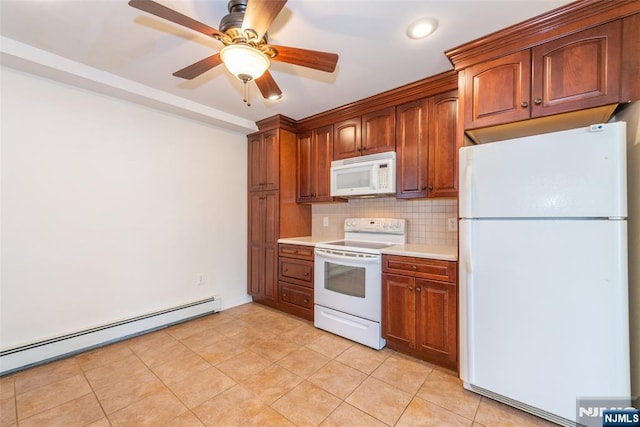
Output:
[{"left": 371, "top": 166, "right": 378, "bottom": 190}]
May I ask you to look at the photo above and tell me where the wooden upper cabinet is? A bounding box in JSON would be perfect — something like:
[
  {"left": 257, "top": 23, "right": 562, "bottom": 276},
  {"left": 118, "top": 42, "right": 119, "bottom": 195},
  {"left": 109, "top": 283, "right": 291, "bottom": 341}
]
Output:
[
  {"left": 531, "top": 20, "right": 622, "bottom": 117},
  {"left": 248, "top": 129, "right": 279, "bottom": 191},
  {"left": 463, "top": 20, "right": 623, "bottom": 130},
  {"left": 464, "top": 50, "right": 531, "bottom": 130},
  {"left": 428, "top": 91, "right": 458, "bottom": 198},
  {"left": 362, "top": 107, "right": 396, "bottom": 155},
  {"left": 396, "top": 91, "right": 458, "bottom": 200},
  {"left": 297, "top": 131, "right": 313, "bottom": 202},
  {"left": 297, "top": 125, "right": 334, "bottom": 203},
  {"left": 312, "top": 125, "right": 334, "bottom": 202},
  {"left": 396, "top": 99, "right": 429, "bottom": 199},
  {"left": 333, "top": 107, "right": 395, "bottom": 160},
  {"left": 333, "top": 117, "right": 361, "bottom": 160}
]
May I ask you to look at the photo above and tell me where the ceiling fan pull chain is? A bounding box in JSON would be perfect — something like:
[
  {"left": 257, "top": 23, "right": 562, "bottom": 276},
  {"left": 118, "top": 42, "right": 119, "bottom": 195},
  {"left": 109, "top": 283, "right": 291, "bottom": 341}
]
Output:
[{"left": 243, "top": 81, "right": 252, "bottom": 107}]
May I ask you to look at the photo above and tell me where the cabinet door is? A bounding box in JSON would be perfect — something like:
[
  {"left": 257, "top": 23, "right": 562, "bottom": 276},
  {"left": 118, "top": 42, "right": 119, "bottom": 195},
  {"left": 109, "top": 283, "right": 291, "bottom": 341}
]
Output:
[
  {"left": 297, "top": 131, "right": 313, "bottom": 202},
  {"left": 396, "top": 99, "right": 429, "bottom": 199},
  {"left": 247, "top": 191, "right": 279, "bottom": 302},
  {"left": 531, "top": 20, "right": 621, "bottom": 118},
  {"left": 362, "top": 107, "right": 395, "bottom": 155},
  {"left": 261, "top": 130, "right": 279, "bottom": 191},
  {"left": 333, "top": 117, "right": 361, "bottom": 160},
  {"left": 428, "top": 91, "right": 458, "bottom": 198},
  {"left": 248, "top": 134, "right": 263, "bottom": 192},
  {"left": 415, "top": 279, "right": 457, "bottom": 369},
  {"left": 247, "top": 193, "right": 264, "bottom": 297},
  {"left": 382, "top": 273, "right": 416, "bottom": 347},
  {"left": 263, "top": 191, "right": 279, "bottom": 302},
  {"left": 464, "top": 50, "right": 531, "bottom": 129},
  {"left": 248, "top": 131, "right": 279, "bottom": 192},
  {"left": 311, "top": 125, "right": 334, "bottom": 202}
]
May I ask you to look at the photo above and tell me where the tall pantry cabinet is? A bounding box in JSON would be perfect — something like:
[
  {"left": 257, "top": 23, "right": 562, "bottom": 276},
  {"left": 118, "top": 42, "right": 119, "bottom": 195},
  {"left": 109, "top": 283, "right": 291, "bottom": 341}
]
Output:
[{"left": 247, "top": 116, "right": 311, "bottom": 308}]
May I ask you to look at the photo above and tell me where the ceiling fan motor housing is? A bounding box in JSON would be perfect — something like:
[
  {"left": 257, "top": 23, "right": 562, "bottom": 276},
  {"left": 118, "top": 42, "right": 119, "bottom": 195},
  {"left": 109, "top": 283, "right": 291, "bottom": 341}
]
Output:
[{"left": 220, "top": 1, "right": 253, "bottom": 35}]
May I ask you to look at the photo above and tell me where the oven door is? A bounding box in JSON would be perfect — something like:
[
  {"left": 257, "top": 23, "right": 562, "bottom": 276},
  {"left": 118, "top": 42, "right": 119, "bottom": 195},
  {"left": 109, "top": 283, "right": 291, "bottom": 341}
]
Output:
[{"left": 314, "top": 247, "right": 382, "bottom": 321}]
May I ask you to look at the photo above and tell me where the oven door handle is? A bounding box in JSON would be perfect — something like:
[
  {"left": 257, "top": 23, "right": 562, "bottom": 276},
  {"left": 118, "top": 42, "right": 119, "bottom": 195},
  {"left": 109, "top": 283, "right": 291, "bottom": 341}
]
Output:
[{"left": 315, "top": 248, "right": 381, "bottom": 264}]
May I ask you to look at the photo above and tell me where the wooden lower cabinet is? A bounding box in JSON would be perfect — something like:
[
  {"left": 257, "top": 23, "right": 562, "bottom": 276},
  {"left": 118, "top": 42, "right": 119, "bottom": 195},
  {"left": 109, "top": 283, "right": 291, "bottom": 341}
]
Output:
[
  {"left": 277, "top": 244, "right": 314, "bottom": 320},
  {"left": 248, "top": 191, "right": 279, "bottom": 305},
  {"left": 382, "top": 255, "right": 458, "bottom": 370}
]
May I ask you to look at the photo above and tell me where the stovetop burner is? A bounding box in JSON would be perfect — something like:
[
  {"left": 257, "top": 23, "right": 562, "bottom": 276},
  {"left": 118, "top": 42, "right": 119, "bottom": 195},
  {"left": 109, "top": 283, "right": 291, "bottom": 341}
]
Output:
[{"left": 315, "top": 218, "right": 407, "bottom": 255}]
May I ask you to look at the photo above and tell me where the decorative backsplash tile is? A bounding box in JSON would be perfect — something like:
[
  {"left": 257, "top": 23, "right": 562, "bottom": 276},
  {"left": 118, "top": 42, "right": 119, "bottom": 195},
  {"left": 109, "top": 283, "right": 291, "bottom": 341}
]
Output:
[{"left": 312, "top": 198, "right": 458, "bottom": 246}]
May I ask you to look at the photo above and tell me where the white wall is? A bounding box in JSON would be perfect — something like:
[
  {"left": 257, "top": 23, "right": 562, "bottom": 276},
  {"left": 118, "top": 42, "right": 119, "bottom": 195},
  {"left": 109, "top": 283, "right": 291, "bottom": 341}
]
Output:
[
  {"left": 616, "top": 102, "right": 640, "bottom": 399},
  {"left": 0, "top": 66, "right": 248, "bottom": 350}
]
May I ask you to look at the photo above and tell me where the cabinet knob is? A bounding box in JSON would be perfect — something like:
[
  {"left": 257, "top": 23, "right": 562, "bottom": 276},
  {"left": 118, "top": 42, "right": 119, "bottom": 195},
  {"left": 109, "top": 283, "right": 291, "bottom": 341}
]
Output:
[
  {"left": 304, "top": 299, "right": 309, "bottom": 303},
  {"left": 428, "top": 186, "right": 433, "bottom": 191},
  {"left": 534, "top": 98, "right": 542, "bottom": 105},
  {"left": 408, "top": 286, "right": 414, "bottom": 292},
  {"left": 416, "top": 287, "right": 421, "bottom": 292},
  {"left": 412, "top": 265, "right": 417, "bottom": 271},
  {"left": 304, "top": 272, "right": 309, "bottom": 276},
  {"left": 421, "top": 186, "right": 427, "bottom": 191},
  {"left": 357, "top": 147, "right": 362, "bottom": 152},
  {"left": 284, "top": 268, "right": 289, "bottom": 272},
  {"left": 282, "top": 293, "right": 287, "bottom": 297},
  {"left": 362, "top": 146, "right": 367, "bottom": 151},
  {"left": 310, "top": 193, "right": 315, "bottom": 198},
  {"left": 521, "top": 101, "right": 529, "bottom": 108}
]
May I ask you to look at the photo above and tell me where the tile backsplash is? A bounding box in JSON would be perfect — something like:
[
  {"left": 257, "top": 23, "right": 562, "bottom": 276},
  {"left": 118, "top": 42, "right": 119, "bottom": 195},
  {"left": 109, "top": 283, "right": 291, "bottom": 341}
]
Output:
[{"left": 312, "top": 197, "right": 458, "bottom": 246}]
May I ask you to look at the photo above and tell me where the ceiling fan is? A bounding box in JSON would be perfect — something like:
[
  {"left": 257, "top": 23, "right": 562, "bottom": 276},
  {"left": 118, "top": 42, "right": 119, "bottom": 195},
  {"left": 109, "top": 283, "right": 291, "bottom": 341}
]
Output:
[{"left": 128, "top": 0, "right": 339, "bottom": 105}]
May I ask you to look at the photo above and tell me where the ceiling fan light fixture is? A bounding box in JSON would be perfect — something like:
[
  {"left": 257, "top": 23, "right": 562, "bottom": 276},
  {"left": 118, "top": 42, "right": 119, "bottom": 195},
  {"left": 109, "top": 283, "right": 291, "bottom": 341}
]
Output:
[
  {"left": 220, "top": 44, "right": 270, "bottom": 82},
  {"left": 406, "top": 18, "right": 438, "bottom": 39}
]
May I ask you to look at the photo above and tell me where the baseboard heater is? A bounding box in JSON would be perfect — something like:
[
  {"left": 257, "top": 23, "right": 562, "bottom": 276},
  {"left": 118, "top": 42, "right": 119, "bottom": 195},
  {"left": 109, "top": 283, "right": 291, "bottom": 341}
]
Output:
[{"left": 0, "top": 297, "right": 220, "bottom": 376}]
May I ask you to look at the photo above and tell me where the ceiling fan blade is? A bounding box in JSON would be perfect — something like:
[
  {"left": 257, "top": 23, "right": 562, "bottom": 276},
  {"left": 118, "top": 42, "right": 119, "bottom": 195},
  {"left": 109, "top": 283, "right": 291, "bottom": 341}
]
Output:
[
  {"left": 268, "top": 45, "right": 338, "bottom": 73},
  {"left": 255, "top": 70, "right": 282, "bottom": 100},
  {"left": 128, "top": 0, "right": 224, "bottom": 39},
  {"left": 173, "top": 54, "right": 223, "bottom": 79},
  {"left": 242, "top": 0, "right": 287, "bottom": 41}
]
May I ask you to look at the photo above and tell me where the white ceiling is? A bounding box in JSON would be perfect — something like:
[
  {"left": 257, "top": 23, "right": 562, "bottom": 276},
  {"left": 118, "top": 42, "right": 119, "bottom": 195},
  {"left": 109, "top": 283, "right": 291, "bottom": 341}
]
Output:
[{"left": 0, "top": 0, "right": 572, "bottom": 132}]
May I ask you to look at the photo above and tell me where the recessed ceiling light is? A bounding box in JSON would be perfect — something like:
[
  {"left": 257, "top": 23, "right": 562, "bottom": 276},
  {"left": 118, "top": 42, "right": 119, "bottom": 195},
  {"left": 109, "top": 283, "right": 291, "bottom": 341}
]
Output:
[{"left": 406, "top": 18, "right": 438, "bottom": 39}]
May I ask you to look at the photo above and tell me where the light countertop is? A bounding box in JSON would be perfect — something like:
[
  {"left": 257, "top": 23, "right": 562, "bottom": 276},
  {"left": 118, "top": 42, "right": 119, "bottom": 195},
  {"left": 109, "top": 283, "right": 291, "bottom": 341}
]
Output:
[
  {"left": 381, "top": 244, "right": 458, "bottom": 261},
  {"left": 277, "top": 236, "right": 338, "bottom": 246},
  {"left": 278, "top": 237, "right": 458, "bottom": 261}
]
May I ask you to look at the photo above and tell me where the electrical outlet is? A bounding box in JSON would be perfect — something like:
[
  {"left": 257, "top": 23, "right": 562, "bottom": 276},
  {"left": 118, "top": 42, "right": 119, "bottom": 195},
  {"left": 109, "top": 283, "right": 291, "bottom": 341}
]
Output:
[
  {"left": 323, "top": 216, "right": 329, "bottom": 227},
  {"left": 447, "top": 218, "right": 457, "bottom": 232}
]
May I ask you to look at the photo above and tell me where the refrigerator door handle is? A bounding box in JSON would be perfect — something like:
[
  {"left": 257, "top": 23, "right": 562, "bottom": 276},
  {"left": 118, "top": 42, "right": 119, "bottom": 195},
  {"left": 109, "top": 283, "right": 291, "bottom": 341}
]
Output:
[
  {"left": 464, "top": 220, "right": 473, "bottom": 274},
  {"left": 465, "top": 163, "right": 473, "bottom": 216}
]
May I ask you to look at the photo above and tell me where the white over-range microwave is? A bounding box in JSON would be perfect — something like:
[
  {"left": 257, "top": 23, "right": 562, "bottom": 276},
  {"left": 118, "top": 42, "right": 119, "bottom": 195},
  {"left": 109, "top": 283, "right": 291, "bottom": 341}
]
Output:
[{"left": 330, "top": 151, "right": 396, "bottom": 197}]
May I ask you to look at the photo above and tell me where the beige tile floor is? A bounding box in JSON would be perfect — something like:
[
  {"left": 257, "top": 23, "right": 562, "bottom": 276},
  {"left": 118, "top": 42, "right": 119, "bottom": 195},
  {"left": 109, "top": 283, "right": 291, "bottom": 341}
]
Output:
[{"left": 0, "top": 303, "right": 555, "bottom": 426}]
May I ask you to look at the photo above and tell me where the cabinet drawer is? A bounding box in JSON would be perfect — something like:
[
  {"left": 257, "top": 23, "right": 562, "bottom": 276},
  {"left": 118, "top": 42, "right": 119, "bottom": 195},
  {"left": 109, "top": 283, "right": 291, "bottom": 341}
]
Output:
[
  {"left": 278, "top": 244, "right": 314, "bottom": 261},
  {"left": 383, "top": 255, "right": 456, "bottom": 283},
  {"left": 279, "top": 258, "right": 313, "bottom": 287},
  {"left": 279, "top": 282, "right": 314, "bottom": 311}
]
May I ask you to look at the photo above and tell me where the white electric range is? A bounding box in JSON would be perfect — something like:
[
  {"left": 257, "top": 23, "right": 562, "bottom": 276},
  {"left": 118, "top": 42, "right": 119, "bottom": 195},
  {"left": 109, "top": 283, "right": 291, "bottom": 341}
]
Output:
[{"left": 314, "top": 218, "right": 407, "bottom": 349}]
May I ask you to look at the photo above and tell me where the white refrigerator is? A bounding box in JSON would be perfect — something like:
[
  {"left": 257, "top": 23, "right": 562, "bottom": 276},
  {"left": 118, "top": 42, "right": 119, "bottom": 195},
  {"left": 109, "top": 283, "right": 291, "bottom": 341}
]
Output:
[{"left": 459, "top": 122, "right": 630, "bottom": 426}]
